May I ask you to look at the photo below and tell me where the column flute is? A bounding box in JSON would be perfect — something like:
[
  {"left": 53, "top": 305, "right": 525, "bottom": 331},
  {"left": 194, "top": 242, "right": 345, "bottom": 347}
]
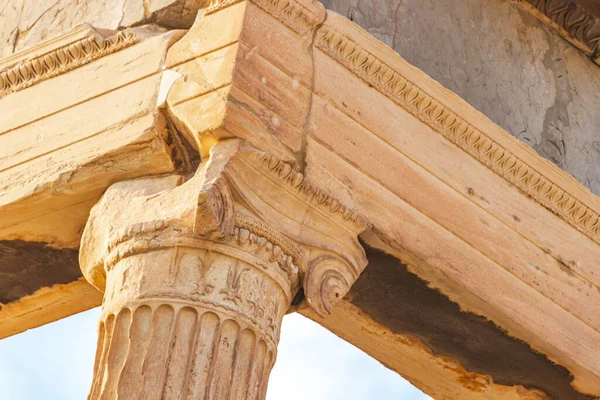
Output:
[{"left": 79, "top": 139, "right": 369, "bottom": 400}]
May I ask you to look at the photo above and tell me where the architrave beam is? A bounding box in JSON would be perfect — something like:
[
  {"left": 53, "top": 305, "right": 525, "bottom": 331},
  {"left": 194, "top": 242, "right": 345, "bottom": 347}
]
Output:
[{"left": 0, "top": 1, "right": 599, "bottom": 398}]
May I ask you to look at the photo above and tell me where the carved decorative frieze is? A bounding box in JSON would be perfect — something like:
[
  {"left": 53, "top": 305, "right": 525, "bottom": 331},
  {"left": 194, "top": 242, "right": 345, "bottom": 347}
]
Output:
[
  {"left": 521, "top": 0, "right": 600, "bottom": 60},
  {"left": 249, "top": 0, "right": 325, "bottom": 34},
  {"left": 79, "top": 139, "right": 368, "bottom": 399},
  {"left": 316, "top": 25, "right": 600, "bottom": 247},
  {"left": 0, "top": 0, "right": 321, "bottom": 102},
  {"left": 0, "top": 30, "right": 136, "bottom": 99}
]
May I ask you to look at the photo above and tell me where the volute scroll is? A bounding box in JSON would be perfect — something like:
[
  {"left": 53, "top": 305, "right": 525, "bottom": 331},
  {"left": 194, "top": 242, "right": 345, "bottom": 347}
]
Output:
[{"left": 79, "top": 138, "right": 369, "bottom": 399}]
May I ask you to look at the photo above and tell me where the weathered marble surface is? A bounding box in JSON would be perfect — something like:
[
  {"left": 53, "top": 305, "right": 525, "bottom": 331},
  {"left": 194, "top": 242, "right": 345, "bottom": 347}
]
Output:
[
  {"left": 321, "top": 0, "right": 600, "bottom": 195},
  {"left": 2, "top": 0, "right": 599, "bottom": 194},
  {"left": 2, "top": 2, "right": 600, "bottom": 397},
  {"left": 0, "top": 0, "right": 200, "bottom": 59}
]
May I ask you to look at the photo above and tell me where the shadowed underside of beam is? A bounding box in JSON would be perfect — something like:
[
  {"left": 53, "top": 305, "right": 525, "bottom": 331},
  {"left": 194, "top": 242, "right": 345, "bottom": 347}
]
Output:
[{"left": 0, "top": 1, "right": 599, "bottom": 398}]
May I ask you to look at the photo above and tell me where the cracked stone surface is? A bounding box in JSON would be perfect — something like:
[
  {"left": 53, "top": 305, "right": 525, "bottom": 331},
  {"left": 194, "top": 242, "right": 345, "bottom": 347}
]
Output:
[
  {"left": 1, "top": 0, "right": 599, "bottom": 195},
  {"left": 321, "top": 0, "right": 600, "bottom": 195},
  {"left": 0, "top": 0, "right": 202, "bottom": 58}
]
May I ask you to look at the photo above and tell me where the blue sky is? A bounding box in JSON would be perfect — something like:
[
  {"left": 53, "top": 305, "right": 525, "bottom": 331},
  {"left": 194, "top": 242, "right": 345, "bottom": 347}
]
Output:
[{"left": 0, "top": 308, "right": 431, "bottom": 399}]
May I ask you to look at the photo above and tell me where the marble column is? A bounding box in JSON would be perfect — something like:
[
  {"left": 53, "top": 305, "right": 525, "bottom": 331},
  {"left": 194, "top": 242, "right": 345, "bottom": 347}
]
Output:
[{"left": 79, "top": 140, "right": 368, "bottom": 400}]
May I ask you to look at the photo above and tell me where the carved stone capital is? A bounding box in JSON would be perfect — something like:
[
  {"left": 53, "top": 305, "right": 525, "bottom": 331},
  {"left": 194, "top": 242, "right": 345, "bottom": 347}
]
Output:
[{"left": 79, "top": 139, "right": 368, "bottom": 399}]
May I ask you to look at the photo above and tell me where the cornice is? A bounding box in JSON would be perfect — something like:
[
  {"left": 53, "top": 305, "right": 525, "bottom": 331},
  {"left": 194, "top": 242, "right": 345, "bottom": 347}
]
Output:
[
  {"left": 519, "top": 0, "right": 600, "bottom": 63},
  {"left": 206, "top": 0, "right": 325, "bottom": 35},
  {"left": 315, "top": 25, "right": 600, "bottom": 246},
  {"left": 0, "top": 30, "right": 136, "bottom": 99}
]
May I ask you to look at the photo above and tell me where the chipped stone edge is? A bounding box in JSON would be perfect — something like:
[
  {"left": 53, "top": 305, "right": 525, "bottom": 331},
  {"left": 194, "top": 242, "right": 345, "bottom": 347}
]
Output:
[
  {"left": 0, "top": 0, "right": 322, "bottom": 98},
  {"left": 206, "top": 0, "right": 324, "bottom": 35}
]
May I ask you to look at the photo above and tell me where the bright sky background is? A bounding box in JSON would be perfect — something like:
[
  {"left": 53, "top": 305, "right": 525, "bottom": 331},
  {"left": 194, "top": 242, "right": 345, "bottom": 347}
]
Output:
[{"left": 0, "top": 308, "right": 431, "bottom": 399}]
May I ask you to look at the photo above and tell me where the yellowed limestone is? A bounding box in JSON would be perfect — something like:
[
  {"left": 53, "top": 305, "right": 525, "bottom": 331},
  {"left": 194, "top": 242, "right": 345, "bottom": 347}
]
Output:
[
  {"left": 78, "top": 139, "right": 367, "bottom": 398},
  {"left": 1, "top": 0, "right": 600, "bottom": 398}
]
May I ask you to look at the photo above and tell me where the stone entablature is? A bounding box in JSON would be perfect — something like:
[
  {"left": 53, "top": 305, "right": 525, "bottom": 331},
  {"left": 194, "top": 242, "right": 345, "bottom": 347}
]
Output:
[
  {"left": 2, "top": 5, "right": 598, "bottom": 249},
  {"left": 315, "top": 22, "right": 600, "bottom": 246},
  {"left": 1, "top": 0, "right": 600, "bottom": 398}
]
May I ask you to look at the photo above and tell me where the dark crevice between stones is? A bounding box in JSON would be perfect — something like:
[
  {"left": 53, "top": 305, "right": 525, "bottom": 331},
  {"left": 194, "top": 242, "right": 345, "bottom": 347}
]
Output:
[
  {"left": 0, "top": 240, "right": 81, "bottom": 305},
  {"left": 151, "top": 0, "right": 207, "bottom": 29},
  {"left": 347, "top": 244, "right": 593, "bottom": 400},
  {"left": 163, "top": 110, "right": 200, "bottom": 173}
]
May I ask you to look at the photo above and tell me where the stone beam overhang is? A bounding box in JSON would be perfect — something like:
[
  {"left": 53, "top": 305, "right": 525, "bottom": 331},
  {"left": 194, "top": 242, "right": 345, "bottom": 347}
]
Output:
[
  {"left": 304, "top": 12, "right": 600, "bottom": 398},
  {"left": 516, "top": 0, "right": 600, "bottom": 66},
  {"left": 0, "top": 0, "right": 599, "bottom": 398},
  {"left": 0, "top": 24, "right": 192, "bottom": 337}
]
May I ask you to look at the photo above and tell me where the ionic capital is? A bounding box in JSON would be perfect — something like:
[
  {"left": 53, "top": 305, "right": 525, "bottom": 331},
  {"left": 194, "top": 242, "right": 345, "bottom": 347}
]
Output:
[
  {"left": 79, "top": 139, "right": 368, "bottom": 399},
  {"left": 81, "top": 138, "right": 368, "bottom": 315}
]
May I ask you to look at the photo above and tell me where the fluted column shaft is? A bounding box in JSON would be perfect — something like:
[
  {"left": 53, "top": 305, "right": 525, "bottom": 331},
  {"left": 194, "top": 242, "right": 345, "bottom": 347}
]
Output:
[{"left": 89, "top": 232, "right": 294, "bottom": 400}]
